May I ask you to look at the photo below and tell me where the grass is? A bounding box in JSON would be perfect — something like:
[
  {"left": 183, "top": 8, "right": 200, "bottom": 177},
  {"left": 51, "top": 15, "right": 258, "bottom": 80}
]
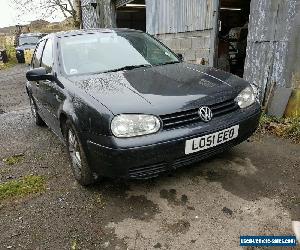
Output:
[
  {"left": 0, "top": 175, "right": 46, "bottom": 202},
  {"left": 71, "top": 239, "right": 78, "bottom": 250},
  {"left": 0, "top": 46, "right": 18, "bottom": 70},
  {"left": 95, "top": 193, "right": 106, "bottom": 208},
  {"left": 3, "top": 154, "right": 24, "bottom": 165},
  {"left": 257, "top": 113, "right": 300, "bottom": 143}
]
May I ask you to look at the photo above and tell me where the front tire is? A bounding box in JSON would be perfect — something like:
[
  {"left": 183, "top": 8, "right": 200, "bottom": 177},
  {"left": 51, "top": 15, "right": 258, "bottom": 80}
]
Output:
[{"left": 65, "top": 120, "right": 96, "bottom": 186}]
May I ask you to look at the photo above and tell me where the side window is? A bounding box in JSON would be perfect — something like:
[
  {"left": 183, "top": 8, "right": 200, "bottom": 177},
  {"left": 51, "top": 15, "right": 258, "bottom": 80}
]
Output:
[
  {"left": 41, "top": 39, "right": 53, "bottom": 73},
  {"left": 32, "top": 40, "right": 46, "bottom": 68}
]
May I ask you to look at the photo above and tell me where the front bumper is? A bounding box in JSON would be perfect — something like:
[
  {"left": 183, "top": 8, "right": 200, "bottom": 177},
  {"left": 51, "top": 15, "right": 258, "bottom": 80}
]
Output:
[{"left": 85, "top": 103, "right": 261, "bottom": 179}]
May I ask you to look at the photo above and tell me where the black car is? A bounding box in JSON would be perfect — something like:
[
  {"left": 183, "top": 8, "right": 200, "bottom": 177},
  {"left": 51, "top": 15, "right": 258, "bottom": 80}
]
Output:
[
  {"left": 26, "top": 29, "right": 261, "bottom": 185},
  {"left": 16, "top": 33, "right": 44, "bottom": 63}
]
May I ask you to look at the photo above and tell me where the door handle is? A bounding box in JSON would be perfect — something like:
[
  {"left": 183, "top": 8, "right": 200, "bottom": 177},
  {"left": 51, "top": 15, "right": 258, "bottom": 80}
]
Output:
[{"left": 55, "top": 95, "right": 62, "bottom": 102}]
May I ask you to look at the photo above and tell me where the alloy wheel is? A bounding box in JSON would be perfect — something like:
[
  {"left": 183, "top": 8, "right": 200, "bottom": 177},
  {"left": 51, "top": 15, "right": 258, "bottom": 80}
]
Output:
[{"left": 68, "top": 129, "right": 82, "bottom": 177}]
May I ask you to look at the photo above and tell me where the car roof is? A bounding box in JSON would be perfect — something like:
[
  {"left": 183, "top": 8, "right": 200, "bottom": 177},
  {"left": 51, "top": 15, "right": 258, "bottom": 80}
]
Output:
[
  {"left": 20, "top": 33, "right": 43, "bottom": 37},
  {"left": 50, "top": 28, "right": 143, "bottom": 39}
]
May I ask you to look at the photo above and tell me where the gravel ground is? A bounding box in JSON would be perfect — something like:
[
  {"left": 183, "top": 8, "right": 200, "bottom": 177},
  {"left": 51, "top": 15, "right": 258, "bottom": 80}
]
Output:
[{"left": 0, "top": 65, "right": 299, "bottom": 250}]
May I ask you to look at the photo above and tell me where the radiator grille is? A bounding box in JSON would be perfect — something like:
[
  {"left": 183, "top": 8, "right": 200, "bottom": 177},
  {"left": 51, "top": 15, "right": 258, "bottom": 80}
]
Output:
[{"left": 160, "top": 99, "right": 239, "bottom": 130}]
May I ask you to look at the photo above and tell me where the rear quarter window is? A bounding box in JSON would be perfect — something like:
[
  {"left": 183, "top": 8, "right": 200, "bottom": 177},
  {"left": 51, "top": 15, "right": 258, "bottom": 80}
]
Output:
[
  {"left": 41, "top": 39, "right": 53, "bottom": 73},
  {"left": 32, "top": 40, "right": 46, "bottom": 68}
]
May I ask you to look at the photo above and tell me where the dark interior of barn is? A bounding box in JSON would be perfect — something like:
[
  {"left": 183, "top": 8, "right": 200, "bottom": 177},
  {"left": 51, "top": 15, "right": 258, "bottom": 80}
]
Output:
[
  {"left": 217, "top": 0, "right": 251, "bottom": 77},
  {"left": 116, "top": 0, "right": 146, "bottom": 31}
]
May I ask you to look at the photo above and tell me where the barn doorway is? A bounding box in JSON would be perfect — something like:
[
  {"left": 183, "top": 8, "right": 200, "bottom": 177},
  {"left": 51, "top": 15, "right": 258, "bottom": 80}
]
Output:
[
  {"left": 116, "top": 0, "right": 146, "bottom": 31},
  {"left": 217, "top": 0, "right": 251, "bottom": 77}
]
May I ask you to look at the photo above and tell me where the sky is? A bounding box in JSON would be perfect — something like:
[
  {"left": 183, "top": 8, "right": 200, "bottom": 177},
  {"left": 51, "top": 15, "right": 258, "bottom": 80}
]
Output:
[{"left": 0, "top": 0, "right": 66, "bottom": 28}]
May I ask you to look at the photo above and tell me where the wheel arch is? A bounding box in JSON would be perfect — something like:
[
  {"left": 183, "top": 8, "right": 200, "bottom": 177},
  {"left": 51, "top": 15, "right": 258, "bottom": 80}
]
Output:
[
  {"left": 59, "top": 111, "right": 69, "bottom": 138},
  {"left": 25, "top": 84, "right": 32, "bottom": 97},
  {"left": 58, "top": 107, "right": 82, "bottom": 139}
]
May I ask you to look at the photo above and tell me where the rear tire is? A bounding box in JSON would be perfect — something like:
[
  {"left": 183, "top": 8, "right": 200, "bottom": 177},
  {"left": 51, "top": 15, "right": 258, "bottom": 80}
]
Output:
[
  {"left": 65, "top": 120, "right": 96, "bottom": 186},
  {"left": 29, "top": 96, "right": 45, "bottom": 126}
]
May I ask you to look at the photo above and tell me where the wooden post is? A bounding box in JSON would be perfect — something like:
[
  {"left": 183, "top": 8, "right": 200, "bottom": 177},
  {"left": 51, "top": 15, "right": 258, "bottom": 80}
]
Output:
[
  {"left": 96, "top": 0, "right": 116, "bottom": 28},
  {"left": 73, "top": 0, "right": 82, "bottom": 28}
]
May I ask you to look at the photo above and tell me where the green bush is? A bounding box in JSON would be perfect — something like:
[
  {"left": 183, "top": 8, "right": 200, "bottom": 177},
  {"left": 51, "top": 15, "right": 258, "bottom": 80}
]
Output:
[{"left": 0, "top": 45, "right": 17, "bottom": 70}]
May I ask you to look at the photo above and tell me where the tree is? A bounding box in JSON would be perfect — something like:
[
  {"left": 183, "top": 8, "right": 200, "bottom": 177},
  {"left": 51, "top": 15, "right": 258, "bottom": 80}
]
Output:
[{"left": 11, "top": 0, "right": 81, "bottom": 28}]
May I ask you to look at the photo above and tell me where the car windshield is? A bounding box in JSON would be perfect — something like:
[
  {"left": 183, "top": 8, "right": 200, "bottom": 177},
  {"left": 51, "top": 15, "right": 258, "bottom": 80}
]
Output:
[
  {"left": 19, "top": 36, "right": 41, "bottom": 45},
  {"left": 60, "top": 32, "right": 180, "bottom": 75}
]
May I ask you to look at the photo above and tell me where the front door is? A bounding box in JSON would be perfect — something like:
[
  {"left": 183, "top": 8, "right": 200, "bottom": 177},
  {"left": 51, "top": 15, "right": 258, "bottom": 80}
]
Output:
[
  {"left": 30, "top": 39, "right": 47, "bottom": 118},
  {"left": 39, "top": 39, "right": 64, "bottom": 137}
]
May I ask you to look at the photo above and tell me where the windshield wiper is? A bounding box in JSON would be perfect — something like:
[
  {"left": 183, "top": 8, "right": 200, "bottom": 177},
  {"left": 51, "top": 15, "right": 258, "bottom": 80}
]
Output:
[
  {"left": 102, "top": 64, "right": 152, "bottom": 73},
  {"left": 155, "top": 61, "right": 180, "bottom": 66}
]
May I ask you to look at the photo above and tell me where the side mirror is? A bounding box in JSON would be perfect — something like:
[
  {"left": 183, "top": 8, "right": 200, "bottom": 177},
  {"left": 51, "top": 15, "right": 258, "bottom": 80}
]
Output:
[
  {"left": 177, "top": 53, "right": 184, "bottom": 61},
  {"left": 26, "top": 67, "right": 53, "bottom": 81}
]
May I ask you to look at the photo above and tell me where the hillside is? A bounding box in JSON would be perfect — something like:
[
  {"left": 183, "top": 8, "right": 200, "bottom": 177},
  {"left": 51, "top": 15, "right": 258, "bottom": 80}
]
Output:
[{"left": 0, "top": 18, "right": 74, "bottom": 35}]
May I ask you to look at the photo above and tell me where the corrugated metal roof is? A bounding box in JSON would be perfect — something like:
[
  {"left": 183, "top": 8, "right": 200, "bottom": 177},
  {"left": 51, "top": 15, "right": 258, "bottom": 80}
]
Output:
[
  {"left": 115, "top": 0, "right": 134, "bottom": 8},
  {"left": 81, "top": 0, "right": 96, "bottom": 6},
  {"left": 146, "top": 0, "right": 217, "bottom": 35}
]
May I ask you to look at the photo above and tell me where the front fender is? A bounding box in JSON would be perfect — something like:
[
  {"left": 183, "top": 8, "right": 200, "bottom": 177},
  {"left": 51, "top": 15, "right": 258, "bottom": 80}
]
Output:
[
  {"left": 58, "top": 99, "right": 80, "bottom": 136},
  {"left": 58, "top": 95, "right": 113, "bottom": 143}
]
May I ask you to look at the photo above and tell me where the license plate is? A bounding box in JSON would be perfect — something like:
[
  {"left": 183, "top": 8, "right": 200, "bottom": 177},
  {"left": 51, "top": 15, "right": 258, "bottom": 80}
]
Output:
[{"left": 185, "top": 125, "right": 239, "bottom": 155}]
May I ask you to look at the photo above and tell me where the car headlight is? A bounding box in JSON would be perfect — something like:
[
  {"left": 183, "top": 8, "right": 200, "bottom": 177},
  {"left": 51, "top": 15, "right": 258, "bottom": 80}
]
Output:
[
  {"left": 111, "top": 114, "right": 161, "bottom": 138},
  {"left": 235, "top": 86, "right": 256, "bottom": 109}
]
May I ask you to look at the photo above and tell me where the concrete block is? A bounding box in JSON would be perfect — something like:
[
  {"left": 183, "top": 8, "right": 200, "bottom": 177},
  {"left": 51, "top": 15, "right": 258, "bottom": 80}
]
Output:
[
  {"left": 171, "top": 39, "right": 181, "bottom": 50},
  {"left": 196, "top": 49, "right": 210, "bottom": 59},
  {"left": 167, "top": 39, "right": 175, "bottom": 50},
  {"left": 161, "top": 39, "right": 171, "bottom": 48},
  {"left": 173, "top": 49, "right": 181, "bottom": 54},
  {"left": 191, "top": 37, "right": 204, "bottom": 49},
  {"left": 285, "top": 89, "right": 300, "bottom": 118},
  {"left": 195, "top": 49, "right": 210, "bottom": 65},
  {"left": 157, "top": 34, "right": 166, "bottom": 40},
  {"left": 184, "top": 49, "right": 196, "bottom": 61},
  {"left": 267, "top": 87, "right": 293, "bottom": 118},
  {"left": 158, "top": 33, "right": 175, "bottom": 40},
  {"left": 180, "top": 38, "right": 192, "bottom": 49},
  {"left": 174, "top": 33, "right": 185, "bottom": 39},
  {"left": 203, "top": 37, "right": 211, "bottom": 49}
]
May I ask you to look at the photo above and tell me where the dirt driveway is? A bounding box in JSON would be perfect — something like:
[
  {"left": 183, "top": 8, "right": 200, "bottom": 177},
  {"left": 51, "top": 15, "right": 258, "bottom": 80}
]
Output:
[{"left": 0, "top": 65, "right": 299, "bottom": 250}]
